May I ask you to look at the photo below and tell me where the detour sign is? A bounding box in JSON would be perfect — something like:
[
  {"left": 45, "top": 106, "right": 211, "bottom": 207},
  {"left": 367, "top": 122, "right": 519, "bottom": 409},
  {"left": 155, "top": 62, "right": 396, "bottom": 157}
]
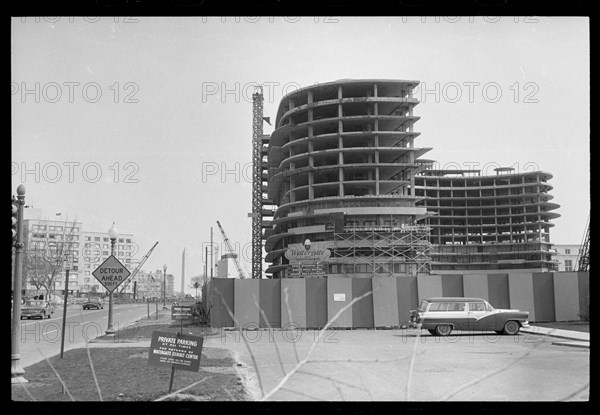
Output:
[{"left": 92, "top": 255, "right": 131, "bottom": 293}]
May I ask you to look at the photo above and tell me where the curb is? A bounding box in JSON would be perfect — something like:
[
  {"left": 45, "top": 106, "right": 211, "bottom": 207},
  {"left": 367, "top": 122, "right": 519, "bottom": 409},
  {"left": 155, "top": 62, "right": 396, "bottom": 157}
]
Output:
[
  {"left": 550, "top": 341, "right": 590, "bottom": 349},
  {"left": 520, "top": 329, "right": 589, "bottom": 343}
]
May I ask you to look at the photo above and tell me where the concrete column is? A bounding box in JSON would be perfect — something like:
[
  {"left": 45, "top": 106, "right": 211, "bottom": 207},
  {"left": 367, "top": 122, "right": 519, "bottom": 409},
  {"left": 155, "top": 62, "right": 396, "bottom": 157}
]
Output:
[{"left": 339, "top": 150, "right": 344, "bottom": 196}]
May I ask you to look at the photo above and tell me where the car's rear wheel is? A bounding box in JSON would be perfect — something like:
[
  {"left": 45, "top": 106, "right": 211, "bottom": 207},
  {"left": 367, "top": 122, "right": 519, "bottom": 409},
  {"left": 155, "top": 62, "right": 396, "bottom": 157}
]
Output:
[
  {"left": 428, "top": 329, "right": 437, "bottom": 336},
  {"left": 435, "top": 324, "right": 453, "bottom": 336},
  {"left": 502, "top": 320, "right": 520, "bottom": 335}
]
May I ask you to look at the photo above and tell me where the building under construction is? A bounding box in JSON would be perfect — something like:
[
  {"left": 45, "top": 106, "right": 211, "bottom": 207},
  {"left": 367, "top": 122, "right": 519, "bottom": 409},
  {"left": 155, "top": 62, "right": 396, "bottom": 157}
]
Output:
[
  {"left": 256, "top": 79, "right": 564, "bottom": 278},
  {"left": 262, "top": 79, "right": 433, "bottom": 278},
  {"left": 414, "top": 168, "right": 561, "bottom": 273}
]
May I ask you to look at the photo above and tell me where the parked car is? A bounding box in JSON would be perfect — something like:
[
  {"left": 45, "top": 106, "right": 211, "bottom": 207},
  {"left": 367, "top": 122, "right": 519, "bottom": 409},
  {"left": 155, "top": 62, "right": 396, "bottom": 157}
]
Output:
[
  {"left": 408, "top": 297, "right": 529, "bottom": 336},
  {"left": 82, "top": 298, "right": 104, "bottom": 310},
  {"left": 21, "top": 299, "right": 55, "bottom": 319}
]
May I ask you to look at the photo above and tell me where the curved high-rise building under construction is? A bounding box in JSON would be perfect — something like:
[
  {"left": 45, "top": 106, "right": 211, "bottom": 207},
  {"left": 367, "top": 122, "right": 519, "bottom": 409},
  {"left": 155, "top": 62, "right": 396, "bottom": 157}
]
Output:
[{"left": 263, "top": 79, "right": 433, "bottom": 278}]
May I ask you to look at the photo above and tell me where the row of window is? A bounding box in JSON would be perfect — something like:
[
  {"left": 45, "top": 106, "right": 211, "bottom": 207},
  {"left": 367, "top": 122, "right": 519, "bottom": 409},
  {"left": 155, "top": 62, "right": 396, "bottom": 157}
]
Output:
[
  {"left": 84, "top": 236, "right": 132, "bottom": 243},
  {"left": 31, "top": 225, "right": 80, "bottom": 233}
]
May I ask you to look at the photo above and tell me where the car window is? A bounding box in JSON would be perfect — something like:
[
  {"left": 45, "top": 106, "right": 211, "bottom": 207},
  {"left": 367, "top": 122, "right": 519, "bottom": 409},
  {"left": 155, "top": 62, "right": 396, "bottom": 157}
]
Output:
[
  {"left": 418, "top": 301, "right": 429, "bottom": 312},
  {"left": 429, "top": 302, "right": 448, "bottom": 312},
  {"left": 26, "top": 300, "right": 45, "bottom": 307},
  {"left": 468, "top": 302, "right": 486, "bottom": 311},
  {"left": 448, "top": 302, "right": 465, "bottom": 311}
]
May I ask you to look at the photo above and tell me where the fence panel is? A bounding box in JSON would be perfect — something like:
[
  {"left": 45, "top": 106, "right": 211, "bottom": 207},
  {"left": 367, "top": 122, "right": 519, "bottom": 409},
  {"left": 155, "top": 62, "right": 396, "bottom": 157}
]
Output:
[{"left": 327, "top": 277, "right": 353, "bottom": 328}]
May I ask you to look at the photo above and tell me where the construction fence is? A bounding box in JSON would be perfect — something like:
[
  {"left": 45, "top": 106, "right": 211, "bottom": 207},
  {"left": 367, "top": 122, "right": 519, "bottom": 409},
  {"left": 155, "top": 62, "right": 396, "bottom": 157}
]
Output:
[{"left": 209, "top": 271, "right": 589, "bottom": 328}]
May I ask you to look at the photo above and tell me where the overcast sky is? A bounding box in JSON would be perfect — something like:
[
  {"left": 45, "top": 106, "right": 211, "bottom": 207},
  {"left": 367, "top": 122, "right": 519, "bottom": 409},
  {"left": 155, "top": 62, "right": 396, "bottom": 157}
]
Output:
[{"left": 11, "top": 16, "right": 589, "bottom": 293}]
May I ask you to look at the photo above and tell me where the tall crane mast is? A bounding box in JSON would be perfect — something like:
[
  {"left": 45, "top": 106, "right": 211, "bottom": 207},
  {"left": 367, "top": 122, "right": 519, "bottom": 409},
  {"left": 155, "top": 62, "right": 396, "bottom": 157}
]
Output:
[
  {"left": 118, "top": 241, "right": 159, "bottom": 295},
  {"left": 216, "top": 221, "right": 246, "bottom": 279},
  {"left": 577, "top": 213, "right": 590, "bottom": 272},
  {"left": 251, "top": 86, "right": 264, "bottom": 279}
]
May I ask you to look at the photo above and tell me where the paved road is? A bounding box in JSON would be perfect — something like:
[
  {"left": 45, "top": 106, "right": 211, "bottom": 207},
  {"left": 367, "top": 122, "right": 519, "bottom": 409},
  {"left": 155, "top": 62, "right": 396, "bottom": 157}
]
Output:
[
  {"left": 15, "top": 303, "right": 151, "bottom": 368},
  {"left": 208, "top": 328, "right": 590, "bottom": 401}
]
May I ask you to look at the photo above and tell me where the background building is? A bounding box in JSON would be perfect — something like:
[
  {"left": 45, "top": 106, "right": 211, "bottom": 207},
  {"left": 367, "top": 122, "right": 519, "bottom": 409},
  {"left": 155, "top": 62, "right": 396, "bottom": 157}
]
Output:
[
  {"left": 553, "top": 244, "right": 582, "bottom": 272},
  {"left": 414, "top": 167, "right": 561, "bottom": 273},
  {"left": 22, "top": 207, "right": 139, "bottom": 297},
  {"left": 264, "top": 79, "right": 433, "bottom": 278},
  {"left": 131, "top": 269, "right": 174, "bottom": 300},
  {"left": 80, "top": 230, "right": 136, "bottom": 294},
  {"left": 217, "top": 253, "right": 241, "bottom": 278}
]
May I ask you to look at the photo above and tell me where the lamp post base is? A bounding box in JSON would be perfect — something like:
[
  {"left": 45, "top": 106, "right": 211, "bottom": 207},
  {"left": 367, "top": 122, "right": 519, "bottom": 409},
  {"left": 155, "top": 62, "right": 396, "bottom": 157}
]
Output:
[
  {"left": 105, "top": 328, "right": 116, "bottom": 336},
  {"left": 11, "top": 358, "right": 28, "bottom": 384},
  {"left": 12, "top": 375, "right": 29, "bottom": 384}
]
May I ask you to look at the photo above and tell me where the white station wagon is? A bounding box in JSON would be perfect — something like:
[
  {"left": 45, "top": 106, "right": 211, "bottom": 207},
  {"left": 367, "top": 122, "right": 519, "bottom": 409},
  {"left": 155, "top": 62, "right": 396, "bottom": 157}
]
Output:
[{"left": 408, "top": 297, "right": 530, "bottom": 336}]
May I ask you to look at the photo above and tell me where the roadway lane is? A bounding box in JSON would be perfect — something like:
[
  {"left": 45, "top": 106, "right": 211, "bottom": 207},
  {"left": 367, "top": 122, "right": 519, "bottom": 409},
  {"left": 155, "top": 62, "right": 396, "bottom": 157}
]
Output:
[{"left": 15, "top": 303, "right": 152, "bottom": 368}]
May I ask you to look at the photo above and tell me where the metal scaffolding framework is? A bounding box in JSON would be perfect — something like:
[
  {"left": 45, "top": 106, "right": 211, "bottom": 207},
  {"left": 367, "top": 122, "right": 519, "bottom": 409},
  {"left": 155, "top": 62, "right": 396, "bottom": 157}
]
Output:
[
  {"left": 251, "top": 87, "right": 264, "bottom": 279},
  {"left": 578, "top": 214, "right": 590, "bottom": 272},
  {"left": 331, "top": 226, "right": 432, "bottom": 276}
]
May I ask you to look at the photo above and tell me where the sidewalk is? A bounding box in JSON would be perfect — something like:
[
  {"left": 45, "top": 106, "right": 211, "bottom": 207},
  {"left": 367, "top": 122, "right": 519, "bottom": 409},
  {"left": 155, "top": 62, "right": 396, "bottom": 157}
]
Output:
[{"left": 521, "top": 325, "right": 590, "bottom": 349}]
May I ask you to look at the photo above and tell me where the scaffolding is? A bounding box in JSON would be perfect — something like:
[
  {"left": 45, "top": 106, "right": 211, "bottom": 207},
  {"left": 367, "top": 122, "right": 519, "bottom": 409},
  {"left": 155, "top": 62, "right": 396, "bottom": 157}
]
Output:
[{"left": 330, "top": 226, "right": 432, "bottom": 276}]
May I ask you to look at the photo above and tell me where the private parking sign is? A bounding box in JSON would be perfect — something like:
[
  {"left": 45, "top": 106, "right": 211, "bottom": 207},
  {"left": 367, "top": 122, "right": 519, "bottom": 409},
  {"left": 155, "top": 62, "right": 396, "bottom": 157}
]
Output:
[{"left": 92, "top": 255, "right": 131, "bottom": 293}]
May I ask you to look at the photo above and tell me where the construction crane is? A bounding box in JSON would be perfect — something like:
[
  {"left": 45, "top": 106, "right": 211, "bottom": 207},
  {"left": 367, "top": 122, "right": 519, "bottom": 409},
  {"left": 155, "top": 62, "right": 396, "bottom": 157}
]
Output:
[
  {"left": 216, "top": 221, "right": 246, "bottom": 279},
  {"left": 118, "top": 241, "right": 159, "bottom": 296},
  {"left": 251, "top": 86, "right": 264, "bottom": 279},
  {"left": 577, "top": 214, "right": 590, "bottom": 272}
]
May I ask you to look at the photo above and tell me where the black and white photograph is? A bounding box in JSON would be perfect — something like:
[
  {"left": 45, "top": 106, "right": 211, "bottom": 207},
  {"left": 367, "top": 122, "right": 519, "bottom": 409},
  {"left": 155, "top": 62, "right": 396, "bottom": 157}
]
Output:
[{"left": 11, "top": 13, "right": 589, "bottom": 404}]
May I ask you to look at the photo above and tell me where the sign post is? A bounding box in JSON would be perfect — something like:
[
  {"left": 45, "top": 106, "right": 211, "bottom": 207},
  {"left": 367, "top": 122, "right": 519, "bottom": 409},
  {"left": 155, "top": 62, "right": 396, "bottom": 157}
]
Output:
[
  {"left": 60, "top": 260, "right": 71, "bottom": 358},
  {"left": 92, "top": 255, "right": 131, "bottom": 335}
]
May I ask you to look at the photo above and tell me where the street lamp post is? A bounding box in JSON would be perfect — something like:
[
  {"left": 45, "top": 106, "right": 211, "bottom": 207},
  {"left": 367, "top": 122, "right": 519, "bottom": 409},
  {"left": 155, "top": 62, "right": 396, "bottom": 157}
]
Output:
[
  {"left": 11, "top": 185, "right": 27, "bottom": 384},
  {"left": 105, "top": 222, "right": 119, "bottom": 335},
  {"left": 163, "top": 264, "right": 167, "bottom": 309}
]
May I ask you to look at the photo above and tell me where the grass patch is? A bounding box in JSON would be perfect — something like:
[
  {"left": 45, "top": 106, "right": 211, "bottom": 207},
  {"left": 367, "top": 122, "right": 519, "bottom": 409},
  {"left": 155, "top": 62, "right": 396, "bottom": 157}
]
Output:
[{"left": 11, "top": 346, "right": 250, "bottom": 401}]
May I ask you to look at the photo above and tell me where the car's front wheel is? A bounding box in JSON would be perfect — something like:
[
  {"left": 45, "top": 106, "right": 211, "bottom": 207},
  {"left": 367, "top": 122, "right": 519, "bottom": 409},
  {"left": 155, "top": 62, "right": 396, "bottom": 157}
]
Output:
[
  {"left": 502, "top": 320, "right": 520, "bottom": 335},
  {"left": 435, "top": 324, "right": 453, "bottom": 336}
]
